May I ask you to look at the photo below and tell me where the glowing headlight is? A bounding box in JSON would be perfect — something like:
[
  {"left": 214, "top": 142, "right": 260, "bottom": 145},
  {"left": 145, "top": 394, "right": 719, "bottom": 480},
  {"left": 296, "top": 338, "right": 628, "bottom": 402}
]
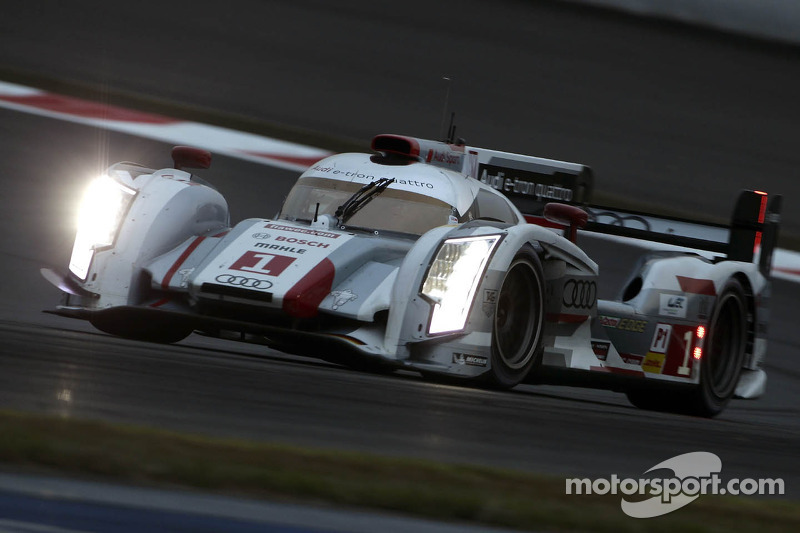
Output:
[
  {"left": 69, "top": 175, "right": 136, "bottom": 280},
  {"left": 421, "top": 235, "right": 501, "bottom": 334}
]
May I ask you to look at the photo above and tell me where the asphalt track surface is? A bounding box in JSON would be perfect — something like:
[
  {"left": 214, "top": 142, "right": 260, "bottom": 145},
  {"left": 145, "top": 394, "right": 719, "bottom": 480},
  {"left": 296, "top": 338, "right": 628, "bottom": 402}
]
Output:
[{"left": 1, "top": 0, "right": 799, "bottom": 513}]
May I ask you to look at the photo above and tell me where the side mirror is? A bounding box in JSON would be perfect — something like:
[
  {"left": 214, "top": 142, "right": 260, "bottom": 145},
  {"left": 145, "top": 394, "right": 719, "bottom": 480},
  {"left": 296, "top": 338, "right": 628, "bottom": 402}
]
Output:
[
  {"left": 543, "top": 202, "right": 588, "bottom": 243},
  {"left": 172, "top": 146, "right": 212, "bottom": 170}
]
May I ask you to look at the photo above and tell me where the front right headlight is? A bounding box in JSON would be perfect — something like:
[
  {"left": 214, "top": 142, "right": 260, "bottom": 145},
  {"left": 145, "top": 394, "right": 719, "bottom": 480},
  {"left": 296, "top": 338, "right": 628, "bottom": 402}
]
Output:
[
  {"left": 69, "top": 175, "right": 136, "bottom": 280},
  {"left": 420, "top": 235, "right": 501, "bottom": 335}
]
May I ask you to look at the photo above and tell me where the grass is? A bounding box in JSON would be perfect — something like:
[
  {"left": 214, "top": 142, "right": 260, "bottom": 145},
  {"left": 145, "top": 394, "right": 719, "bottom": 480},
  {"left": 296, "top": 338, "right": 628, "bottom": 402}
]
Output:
[{"left": 0, "top": 410, "right": 798, "bottom": 532}]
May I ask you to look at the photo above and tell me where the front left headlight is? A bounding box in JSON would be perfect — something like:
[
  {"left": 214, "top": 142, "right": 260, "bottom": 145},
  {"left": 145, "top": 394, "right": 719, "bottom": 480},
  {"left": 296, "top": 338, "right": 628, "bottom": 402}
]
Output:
[
  {"left": 69, "top": 175, "right": 136, "bottom": 280},
  {"left": 421, "top": 235, "right": 501, "bottom": 335}
]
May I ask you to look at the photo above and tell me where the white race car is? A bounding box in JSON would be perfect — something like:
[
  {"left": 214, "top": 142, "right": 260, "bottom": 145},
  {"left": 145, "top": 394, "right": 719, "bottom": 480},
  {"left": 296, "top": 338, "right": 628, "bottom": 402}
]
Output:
[{"left": 42, "top": 134, "right": 781, "bottom": 416}]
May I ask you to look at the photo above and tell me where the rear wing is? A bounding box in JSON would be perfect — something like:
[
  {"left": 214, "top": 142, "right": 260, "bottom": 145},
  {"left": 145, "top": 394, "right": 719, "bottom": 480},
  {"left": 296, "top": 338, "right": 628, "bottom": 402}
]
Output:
[
  {"left": 531, "top": 191, "right": 783, "bottom": 276},
  {"left": 371, "top": 134, "right": 594, "bottom": 212}
]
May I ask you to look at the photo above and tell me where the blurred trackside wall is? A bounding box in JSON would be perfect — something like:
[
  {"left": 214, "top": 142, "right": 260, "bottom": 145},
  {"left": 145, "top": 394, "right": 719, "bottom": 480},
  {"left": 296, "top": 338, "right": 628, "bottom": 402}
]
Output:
[{"left": 559, "top": 0, "right": 800, "bottom": 46}]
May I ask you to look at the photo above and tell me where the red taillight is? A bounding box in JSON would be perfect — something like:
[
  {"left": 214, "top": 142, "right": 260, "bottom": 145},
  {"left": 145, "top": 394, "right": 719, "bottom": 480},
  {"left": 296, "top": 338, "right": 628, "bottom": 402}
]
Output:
[
  {"left": 754, "top": 193, "right": 768, "bottom": 253},
  {"left": 693, "top": 347, "right": 703, "bottom": 360},
  {"left": 696, "top": 325, "right": 706, "bottom": 339}
]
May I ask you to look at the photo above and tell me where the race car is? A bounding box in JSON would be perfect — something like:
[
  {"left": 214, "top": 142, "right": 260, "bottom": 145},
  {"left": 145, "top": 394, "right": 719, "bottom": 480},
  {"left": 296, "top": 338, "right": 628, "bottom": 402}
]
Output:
[{"left": 41, "top": 134, "right": 782, "bottom": 417}]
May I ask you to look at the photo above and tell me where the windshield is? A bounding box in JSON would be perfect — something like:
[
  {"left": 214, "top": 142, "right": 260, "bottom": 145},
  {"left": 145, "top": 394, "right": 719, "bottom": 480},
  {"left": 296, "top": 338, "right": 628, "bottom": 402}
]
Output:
[{"left": 279, "top": 177, "right": 455, "bottom": 236}]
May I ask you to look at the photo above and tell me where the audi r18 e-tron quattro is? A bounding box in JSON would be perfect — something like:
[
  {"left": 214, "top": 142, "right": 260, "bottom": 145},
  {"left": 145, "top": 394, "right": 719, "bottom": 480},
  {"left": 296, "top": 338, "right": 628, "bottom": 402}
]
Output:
[{"left": 42, "top": 134, "right": 781, "bottom": 417}]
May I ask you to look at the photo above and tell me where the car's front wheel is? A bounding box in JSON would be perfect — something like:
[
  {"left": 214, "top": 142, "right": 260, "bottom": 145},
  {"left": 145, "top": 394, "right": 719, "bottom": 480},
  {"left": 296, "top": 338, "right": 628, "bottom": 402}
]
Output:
[{"left": 486, "top": 247, "right": 545, "bottom": 389}]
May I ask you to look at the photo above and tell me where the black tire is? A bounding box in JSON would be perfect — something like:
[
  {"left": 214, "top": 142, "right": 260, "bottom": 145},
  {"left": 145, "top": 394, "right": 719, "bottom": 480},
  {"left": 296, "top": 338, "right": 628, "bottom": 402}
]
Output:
[
  {"left": 486, "top": 247, "right": 545, "bottom": 389},
  {"left": 689, "top": 278, "right": 748, "bottom": 416},
  {"left": 626, "top": 278, "right": 748, "bottom": 417}
]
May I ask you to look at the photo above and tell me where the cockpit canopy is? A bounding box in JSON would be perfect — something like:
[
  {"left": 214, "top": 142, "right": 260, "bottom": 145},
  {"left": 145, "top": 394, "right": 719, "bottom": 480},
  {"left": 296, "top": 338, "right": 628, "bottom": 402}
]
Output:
[{"left": 279, "top": 177, "right": 457, "bottom": 236}]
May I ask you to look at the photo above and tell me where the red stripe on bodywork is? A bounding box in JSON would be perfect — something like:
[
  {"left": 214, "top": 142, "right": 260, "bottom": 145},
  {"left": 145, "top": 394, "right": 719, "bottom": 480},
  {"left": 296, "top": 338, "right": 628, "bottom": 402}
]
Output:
[
  {"left": 149, "top": 298, "right": 171, "bottom": 308},
  {"left": 283, "top": 258, "right": 335, "bottom": 318},
  {"left": 676, "top": 275, "right": 716, "bottom": 296},
  {"left": 590, "top": 365, "right": 645, "bottom": 377},
  {"left": 0, "top": 94, "right": 178, "bottom": 124},
  {"left": 162, "top": 236, "right": 206, "bottom": 290}
]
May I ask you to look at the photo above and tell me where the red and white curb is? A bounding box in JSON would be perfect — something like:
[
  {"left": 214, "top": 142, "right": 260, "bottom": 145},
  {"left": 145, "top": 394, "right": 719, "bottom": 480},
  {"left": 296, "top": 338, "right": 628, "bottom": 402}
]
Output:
[
  {"left": 1, "top": 79, "right": 798, "bottom": 284},
  {"left": 773, "top": 248, "right": 800, "bottom": 283},
  {"left": 0, "top": 81, "right": 331, "bottom": 172}
]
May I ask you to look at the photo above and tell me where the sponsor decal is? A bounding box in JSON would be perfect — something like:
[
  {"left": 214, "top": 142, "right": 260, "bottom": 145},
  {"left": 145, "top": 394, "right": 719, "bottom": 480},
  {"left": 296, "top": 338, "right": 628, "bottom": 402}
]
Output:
[
  {"left": 591, "top": 341, "right": 610, "bottom": 361},
  {"left": 599, "top": 316, "right": 647, "bottom": 333},
  {"left": 563, "top": 279, "right": 596, "bottom": 309},
  {"left": 621, "top": 354, "right": 644, "bottom": 365},
  {"left": 309, "top": 166, "right": 435, "bottom": 189},
  {"left": 452, "top": 352, "right": 488, "bottom": 367},
  {"left": 264, "top": 223, "right": 340, "bottom": 239},
  {"left": 426, "top": 149, "right": 462, "bottom": 166},
  {"left": 660, "top": 294, "right": 687, "bottom": 318},
  {"left": 275, "top": 235, "right": 330, "bottom": 248},
  {"left": 599, "top": 315, "right": 620, "bottom": 328},
  {"left": 330, "top": 289, "right": 358, "bottom": 310},
  {"left": 252, "top": 232, "right": 271, "bottom": 239},
  {"left": 214, "top": 274, "right": 273, "bottom": 291},
  {"left": 642, "top": 352, "right": 666, "bottom": 374},
  {"left": 599, "top": 315, "right": 619, "bottom": 328},
  {"left": 478, "top": 163, "right": 574, "bottom": 202},
  {"left": 618, "top": 319, "right": 647, "bottom": 333},
  {"left": 482, "top": 289, "right": 498, "bottom": 317},
  {"left": 177, "top": 267, "right": 194, "bottom": 288},
  {"left": 254, "top": 242, "right": 306, "bottom": 254},
  {"left": 650, "top": 323, "right": 672, "bottom": 353},
  {"left": 230, "top": 251, "right": 295, "bottom": 277}
]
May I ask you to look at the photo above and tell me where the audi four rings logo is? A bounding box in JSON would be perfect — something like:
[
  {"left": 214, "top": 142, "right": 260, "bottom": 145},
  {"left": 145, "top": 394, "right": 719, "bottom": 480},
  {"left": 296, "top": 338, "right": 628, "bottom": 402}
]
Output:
[
  {"left": 563, "top": 279, "right": 597, "bottom": 309},
  {"left": 215, "top": 274, "right": 273, "bottom": 291}
]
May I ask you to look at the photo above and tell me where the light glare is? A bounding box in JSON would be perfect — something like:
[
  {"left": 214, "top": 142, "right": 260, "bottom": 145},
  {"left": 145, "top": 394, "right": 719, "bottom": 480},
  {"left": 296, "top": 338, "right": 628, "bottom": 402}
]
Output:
[
  {"left": 69, "top": 175, "right": 135, "bottom": 280},
  {"left": 422, "top": 235, "right": 500, "bottom": 334}
]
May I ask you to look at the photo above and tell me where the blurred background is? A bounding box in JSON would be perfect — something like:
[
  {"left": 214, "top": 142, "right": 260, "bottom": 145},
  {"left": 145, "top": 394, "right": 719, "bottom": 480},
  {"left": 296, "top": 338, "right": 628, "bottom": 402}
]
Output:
[{"left": 2, "top": 0, "right": 799, "bottom": 239}]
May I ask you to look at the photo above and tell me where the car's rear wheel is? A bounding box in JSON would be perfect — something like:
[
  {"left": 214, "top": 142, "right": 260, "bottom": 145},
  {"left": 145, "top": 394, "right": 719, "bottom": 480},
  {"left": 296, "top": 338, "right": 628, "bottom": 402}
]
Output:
[
  {"left": 626, "top": 279, "right": 747, "bottom": 417},
  {"left": 486, "top": 247, "right": 544, "bottom": 389},
  {"left": 689, "top": 279, "right": 748, "bottom": 416}
]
